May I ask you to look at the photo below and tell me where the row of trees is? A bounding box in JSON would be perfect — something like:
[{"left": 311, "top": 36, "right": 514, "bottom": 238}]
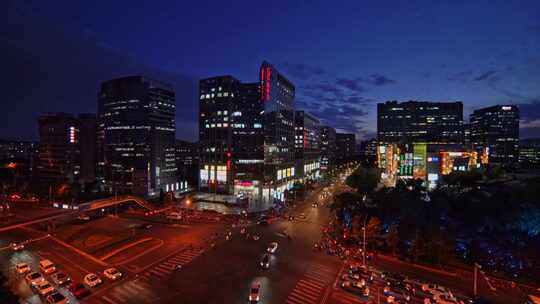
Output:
[{"left": 330, "top": 166, "right": 540, "bottom": 282}]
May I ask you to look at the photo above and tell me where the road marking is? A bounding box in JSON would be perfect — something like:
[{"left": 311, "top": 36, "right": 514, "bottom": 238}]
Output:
[
  {"left": 102, "top": 295, "right": 119, "bottom": 304},
  {"left": 298, "top": 279, "right": 324, "bottom": 290}
]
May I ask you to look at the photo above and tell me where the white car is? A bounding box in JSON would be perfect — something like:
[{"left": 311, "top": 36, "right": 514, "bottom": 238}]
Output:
[
  {"left": 84, "top": 273, "right": 102, "bottom": 287},
  {"left": 25, "top": 272, "right": 45, "bottom": 286},
  {"left": 103, "top": 268, "right": 122, "bottom": 280},
  {"left": 16, "top": 262, "right": 31, "bottom": 274},
  {"left": 39, "top": 259, "right": 56, "bottom": 274},
  {"left": 36, "top": 280, "right": 55, "bottom": 296},
  {"left": 77, "top": 214, "right": 90, "bottom": 221},
  {"left": 267, "top": 242, "right": 278, "bottom": 253},
  {"left": 10, "top": 242, "right": 24, "bottom": 251},
  {"left": 249, "top": 282, "right": 261, "bottom": 303}
]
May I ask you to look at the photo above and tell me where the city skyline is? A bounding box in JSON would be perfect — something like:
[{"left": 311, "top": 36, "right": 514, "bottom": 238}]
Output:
[
  {"left": 2, "top": 2, "right": 540, "bottom": 303},
  {"left": 2, "top": 0, "right": 540, "bottom": 142}
]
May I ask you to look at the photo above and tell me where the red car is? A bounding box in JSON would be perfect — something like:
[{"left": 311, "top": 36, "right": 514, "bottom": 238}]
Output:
[{"left": 69, "top": 281, "right": 90, "bottom": 299}]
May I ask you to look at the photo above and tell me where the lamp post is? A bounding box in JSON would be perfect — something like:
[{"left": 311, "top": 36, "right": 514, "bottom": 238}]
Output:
[
  {"left": 362, "top": 215, "right": 368, "bottom": 267},
  {"left": 474, "top": 263, "right": 480, "bottom": 297}
]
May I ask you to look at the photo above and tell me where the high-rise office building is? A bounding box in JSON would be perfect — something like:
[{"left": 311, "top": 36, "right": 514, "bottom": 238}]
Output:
[
  {"left": 0, "top": 140, "right": 38, "bottom": 162},
  {"left": 295, "top": 111, "right": 321, "bottom": 180},
  {"left": 359, "top": 138, "right": 378, "bottom": 160},
  {"left": 198, "top": 61, "right": 296, "bottom": 204},
  {"left": 519, "top": 138, "right": 540, "bottom": 167},
  {"left": 336, "top": 133, "right": 356, "bottom": 162},
  {"left": 470, "top": 105, "right": 520, "bottom": 164},
  {"left": 261, "top": 61, "right": 296, "bottom": 202},
  {"left": 175, "top": 140, "right": 199, "bottom": 189},
  {"left": 320, "top": 126, "right": 336, "bottom": 170},
  {"left": 198, "top": 76, "right": 241, "bottom": 195},
  {"left": 78, "top": 113, "right": 97, "bottom": 185},
  {"left": 37, "top": 113, "right": 81, "bottom": 185},
  {"left": 98, "top": 76, "right": 178, "bottom": 197},
  {"left": 377, "top": 101, "right": 463, "bottom": 144}
]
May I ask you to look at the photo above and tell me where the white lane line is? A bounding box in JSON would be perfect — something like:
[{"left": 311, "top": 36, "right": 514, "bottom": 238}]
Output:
[
  {"left": 298, "top": 279, "right": 324, "bottom": 290},
  {"left": 290, "top": 288, "right": 318, "bottom": 301},
  {"left": 287, "top": 292, "right": 309, "bottom": 304},
  {"left": 102, "top": 295, "right": 119, "bottom": 304},
  {"left": 304, "top": 273, "right": 328, "bottom": 284},
  {"left": 107, "top": 293, "right": 127, "bottom": 303}
]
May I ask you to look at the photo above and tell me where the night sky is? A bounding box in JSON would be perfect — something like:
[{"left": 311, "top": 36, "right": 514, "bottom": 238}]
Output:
[{"left": 2, "top": 0, "right": 539, "bottom": 142}]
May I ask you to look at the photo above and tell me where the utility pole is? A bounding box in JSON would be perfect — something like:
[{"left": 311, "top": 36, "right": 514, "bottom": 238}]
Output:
[{"left": 474, "top": 263, "right": 480, "bottom": 297}]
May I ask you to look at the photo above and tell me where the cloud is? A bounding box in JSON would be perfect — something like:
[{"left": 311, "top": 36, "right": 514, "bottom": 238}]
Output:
[
  {"left": 447, "top": 70, "right": 473, "bottom": 82},
  {"left": 336, "top": 77, "right": 366, "bottom": 93},
  {"left": 303, "top": 82, "right": 345, "bottom": 98},
  {"left": 473, "top": 70, "right": 498, "bottom": 81},
  {"left": 517, "top": 98, "right": 540, "bottom": 138},
  {"left": 342, "top": 96, "right": 376, "bottom": 106},
  {"left": 0, "top": 3, "right": 198, "bottom": 141},
  {"left": 281, "top": 62, "right": 326, "bottom": 80},
  {"left": 365, "top": 74, "right": 396, "bottom": 86}
]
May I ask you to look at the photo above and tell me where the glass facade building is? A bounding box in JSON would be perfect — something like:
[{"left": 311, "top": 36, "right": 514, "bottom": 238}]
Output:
[
  {"left": 377, "top": 100, "right": 463, "bottom": 144},
  {"left": 470, "top": 105, "right": 519, "bottom": 164},
  {"left": 98, "top": 76, "right": 178, "bottom": 197}
]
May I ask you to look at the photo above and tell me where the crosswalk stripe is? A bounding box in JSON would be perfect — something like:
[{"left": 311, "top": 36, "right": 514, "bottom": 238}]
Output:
[
  {"left": 290, "top": 290, "right": 317, "bottom": 302},
  {"left": 287, "top": 291, "right": 310, "bottom": 303},
  {"left": 107, "top": 293, "right": 127, "bottom": 303},
  {"left": 149, "top": 270, "right": 166, "bottom": 278},
  {"left": 162, "top": 262, "right": 175, "bottom": 267},
  {"left": 155, "top": 265, "right": 172, "bottom": 272},
  {"left": 128, "top": 281, "right": 146, "bottom": 292},
  {"left": 298, "top": 279, "right": 324, "bottom": 291},
  {"left": 294, "top": 283, "right": 320, "bottom": 298},
  {"left": 122, "top": 282, "right": 140, "bottom": 294},
  {"left": 102, "top": 295, "right": 119, "bottom": 304},
  {"left": 114, "top": 286, "right": 132, "bottom": 299},
  {"left": 304, "top": 273, "right": 328, "bottom": 284},
  {"left": 308, "top": 267, "right": 333, "bottom": 277}
]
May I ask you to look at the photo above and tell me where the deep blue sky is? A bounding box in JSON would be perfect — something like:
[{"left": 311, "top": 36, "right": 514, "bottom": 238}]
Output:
[{"left": 2, "top": 0, "right": 539, "bottom": 141}]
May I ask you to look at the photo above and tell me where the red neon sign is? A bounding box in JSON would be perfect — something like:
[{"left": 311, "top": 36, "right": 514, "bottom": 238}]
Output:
[{"left": 265, "top": 67, "right": 271, "bottom": 101}]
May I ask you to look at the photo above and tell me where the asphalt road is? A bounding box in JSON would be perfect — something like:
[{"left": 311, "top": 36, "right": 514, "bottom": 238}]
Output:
[{"left": 2, "top": 168, "right": 532, "bottom": 304}]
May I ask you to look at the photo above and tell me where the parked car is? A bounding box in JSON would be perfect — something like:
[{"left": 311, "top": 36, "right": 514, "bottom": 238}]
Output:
[
  {"left": 51, "top": 271, "right": 71, "bottom": 285},
  {"left": 25, "top": 272, "right": 45, "bottom": 286},
  {"left": 84, "top": 273, "right": 102, "bottom": 287},
  {"left": 69, "top": 281, "right": 90, "bottom": 299},
  {"left": 103, "top": 268, "right": 122, "bottom": 280},
  {"left": 39, "top": 259, "right": 56, "bottom": 274},
  {"left": 15, "top": 262, "right": 31, "bottom": 274},
  {"left": 46, "top": 292, "right": 69, "bottom": 304},
  {"left": 36, "top": 280, "right": 55, "bottom": 296}
]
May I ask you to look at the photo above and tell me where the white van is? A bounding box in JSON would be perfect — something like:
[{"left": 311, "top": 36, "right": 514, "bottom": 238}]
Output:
[{"left": 39, "top": 259, "right": 56, "bottom": 274}]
